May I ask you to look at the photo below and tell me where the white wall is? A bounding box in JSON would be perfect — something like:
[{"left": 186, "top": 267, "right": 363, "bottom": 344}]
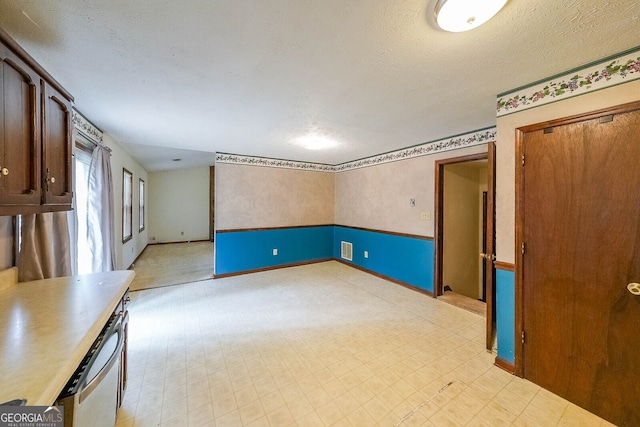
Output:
[
  {"left": 148, "top": 167, "right": 210, "bottom": 243},
  {"left": 106, "top": 134, "right": 149, "bottom": 269}
]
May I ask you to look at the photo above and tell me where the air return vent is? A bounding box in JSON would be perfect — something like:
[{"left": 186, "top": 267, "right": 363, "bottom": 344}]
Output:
[{"left": 341, "top": 241, "right": 353, "bottom": 261}]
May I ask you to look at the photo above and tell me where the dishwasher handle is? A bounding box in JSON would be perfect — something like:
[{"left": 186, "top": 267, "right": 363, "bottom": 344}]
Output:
[{"left": 78, "top": 315, "right": 124, "bottom": 404}]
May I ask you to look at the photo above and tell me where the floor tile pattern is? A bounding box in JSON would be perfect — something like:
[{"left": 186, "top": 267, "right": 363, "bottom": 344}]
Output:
[{"left": 116, "top": 261, "right": 613, "bottom": 426}]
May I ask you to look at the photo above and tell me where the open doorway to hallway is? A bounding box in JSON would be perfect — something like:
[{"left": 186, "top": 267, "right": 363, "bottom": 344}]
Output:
[
  {"left": 440, "top": 160, "right": 488, "bottom": 316},
  {"left": 434, "top": 146, "right": 497, "bottom": 351}
]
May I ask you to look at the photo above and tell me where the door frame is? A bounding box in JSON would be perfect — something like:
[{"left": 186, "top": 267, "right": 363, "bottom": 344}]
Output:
[
  {"left": 209, "top": 165, "right": 215, "bottom": 241},
  {"left": 434, "top": 147, "right": 495, "bottom": 350},
  {"left": 514, "top": 100, "right": 640, "bottom": 377}
]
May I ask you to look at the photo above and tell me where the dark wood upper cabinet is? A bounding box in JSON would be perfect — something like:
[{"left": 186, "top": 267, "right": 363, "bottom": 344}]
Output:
[
  {"left": 42, "top": 82, "right": 72, "bottom": 206},
  {"left": 0, "top": 28, "right": 74, "bottom": 215}
]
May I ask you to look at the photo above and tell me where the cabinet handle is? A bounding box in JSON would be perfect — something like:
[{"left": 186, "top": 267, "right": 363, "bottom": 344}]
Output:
[{"left": 1, "top": 168, "right": 8, "bottom": 176}]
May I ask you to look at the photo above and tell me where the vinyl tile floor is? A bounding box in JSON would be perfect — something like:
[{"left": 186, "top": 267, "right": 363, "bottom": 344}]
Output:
[
  {"left": 129, "top": 242, "right": 214, "bottom": 292},
  {"left": 116, "top": 261, "right": 613, "bottom": 426}
]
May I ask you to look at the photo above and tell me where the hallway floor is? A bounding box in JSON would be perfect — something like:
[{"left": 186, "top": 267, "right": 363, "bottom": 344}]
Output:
[
  {"left": 129, "top": 241, "right": 214, "bottom": 291},
  {"left": 117, "top": 261, "right": 612, "bottom": 426}
]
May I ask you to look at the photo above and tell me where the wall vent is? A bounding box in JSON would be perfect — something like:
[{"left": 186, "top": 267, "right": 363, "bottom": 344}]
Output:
[{"left": 341, "top": 241, "right": 353, "bottom": 261}]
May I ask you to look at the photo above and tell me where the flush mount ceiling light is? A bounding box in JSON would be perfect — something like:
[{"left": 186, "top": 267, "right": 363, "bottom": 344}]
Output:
[
  {"left": 294, "top": 133, "right": 339, "bottom": 150},
  {"left": 434, "top": 0, "right": 508, "bottom": 32}
]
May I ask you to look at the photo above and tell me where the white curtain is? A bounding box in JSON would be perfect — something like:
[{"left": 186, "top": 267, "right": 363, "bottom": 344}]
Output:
[
  {"left": 68, "top": 160, "right": 79, "bottom": 276},
  {"left": 87, "top": 145, "right": 116, "bottom": 272}
]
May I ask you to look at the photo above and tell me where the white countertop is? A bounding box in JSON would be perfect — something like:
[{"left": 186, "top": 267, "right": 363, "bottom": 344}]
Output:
[{"left": 0, "top": 270, "right": 134, "bottom": 406}]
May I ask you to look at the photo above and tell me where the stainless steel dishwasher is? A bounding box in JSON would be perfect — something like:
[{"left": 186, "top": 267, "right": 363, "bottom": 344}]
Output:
[{"left": 56, "top": 309, "right": 127, "bottom": 427}]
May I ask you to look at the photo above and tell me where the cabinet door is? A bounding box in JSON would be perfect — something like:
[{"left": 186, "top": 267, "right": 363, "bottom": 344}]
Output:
[
  {"left": 42, "top": 81, "right": 72, "bottom": 207},
  {"left": 0, "top": 45, "right": 42, "bottom": 206}
]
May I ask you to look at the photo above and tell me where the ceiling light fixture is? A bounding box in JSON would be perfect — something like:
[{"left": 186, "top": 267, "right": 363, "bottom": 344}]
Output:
[
  {"left": 294, "top": 133, "right": 339, "bottom": 150},
  {"left": 434, "top": 0, "right": 507, "bottom": 32}
]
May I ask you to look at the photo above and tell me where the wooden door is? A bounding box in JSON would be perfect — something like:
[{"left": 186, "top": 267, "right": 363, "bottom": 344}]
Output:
[
  {"left": 521, "top": 105, "right": 640, "bottom": 426},
  {"left": 42, "top": 81, "right": 72, "bottom": 207},
  {"left": 484, "top": 142, "right": 496, "bottom": 350},
  {"left": 0, "top": 45, "right": 41, "bottom": 206},
  {"left": 210, "top": 165, "right": 215, "bottom": 241}
]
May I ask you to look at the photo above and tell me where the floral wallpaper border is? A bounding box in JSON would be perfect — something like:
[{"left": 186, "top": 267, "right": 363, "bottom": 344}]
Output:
[
  {"left": 71, "top": 108, "right": 103, "bottom": 144},
  {"left": 216, "top": 128, "right": 496, "bottom": 172},
  {"left": 215, "top": 153, "right": 336, "bottom": 172},
  {"left": 497, "top": 48, "right": 640, "bottom": 117},
  {"left": 335, "top": 128, "right": 495, "bottom": 172}
]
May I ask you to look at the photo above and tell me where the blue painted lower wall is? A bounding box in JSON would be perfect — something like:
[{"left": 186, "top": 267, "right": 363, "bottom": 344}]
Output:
[
  {"left": 333, "top": 226, "right": 434, "bottom": 293},
  {"left": 215, "top": 225, "right": 434, "bottom": 293},
  {"left": 496, "top": 268, "right": 515, "bottom": 364},
  {"left": 215, "top": 226, "right": 333, "bottom": 275}
]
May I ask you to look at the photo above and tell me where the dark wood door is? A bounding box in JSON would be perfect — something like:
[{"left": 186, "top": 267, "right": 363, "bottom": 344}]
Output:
[
  {"left": 484, "top": 142, "right": 496, "bottom": 350},
  {"left": 42, "top": 81, "right": 72, "bottom": 207},
  {"left": 0, "top": 45, "right": 41, "bottom": 206},
  {"left": 522, "top": 106, "right": 640, "bottom": 426},
  {"left": 210, "top": 165, "right": 215, "bottom": 241}
]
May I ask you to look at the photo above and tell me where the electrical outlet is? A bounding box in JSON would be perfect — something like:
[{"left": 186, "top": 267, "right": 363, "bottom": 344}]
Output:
[
  {"left": 364, "top": 251, "right": 368, "bottom": 259},
  {"left": 181, "top": 231, "right": 184, "bottom": 235},
  {"left": 420, "top": 211, "right": 431, "bottom": 220},
  {"left": 273, "top": 248, "right": 278, "bottom": 256}
]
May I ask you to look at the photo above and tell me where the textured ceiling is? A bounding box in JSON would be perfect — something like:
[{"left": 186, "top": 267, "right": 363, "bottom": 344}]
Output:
[{"left": 0, "top": 0, "right": 639, "bottom": 170}]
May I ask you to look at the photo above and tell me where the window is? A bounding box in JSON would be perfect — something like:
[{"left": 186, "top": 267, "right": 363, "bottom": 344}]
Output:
[
  {"left": 122, "top": 169, "right": 133, "bottom": 243},
  {"left": 139, "top": 178, "right": 145, "bottom": 232},
  {"left": 75, "top": 147, "right": 93, "bottom": 274}
]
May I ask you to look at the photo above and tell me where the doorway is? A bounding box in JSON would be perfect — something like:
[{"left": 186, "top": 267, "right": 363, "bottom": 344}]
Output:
[
  {"left": 435, "top": 146, "right": 496, "bottom": 350},
  {"left": 516, "top": 101, "right": 640, "bottom": 426},
  {"left": 442, "top": 161, "right": 487, "bottom": 301}
]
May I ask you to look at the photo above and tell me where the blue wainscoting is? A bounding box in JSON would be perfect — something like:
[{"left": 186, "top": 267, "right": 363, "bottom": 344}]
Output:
[
  {"left": 215, "top": 226, "right": 333, "bottom": 276},
  {"left": 496, "top": 268, "right": 515, "bottom": 364},
  {"left": 333, "top": 226, "right": 434, "bottom": 293},
  {"left": 215, "top": 225, "right": 435, "bottom": 292}
]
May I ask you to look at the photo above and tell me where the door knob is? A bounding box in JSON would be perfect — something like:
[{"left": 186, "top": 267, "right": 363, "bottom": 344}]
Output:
[
  {"left": 628, "top": 283, "right": 640, "bottom": 295},
  {"left": 1, "top": 167, "right": 8, "bottom": 176},
  {"left": 480, "top": 253, "right": 496, "bottom": 261}
]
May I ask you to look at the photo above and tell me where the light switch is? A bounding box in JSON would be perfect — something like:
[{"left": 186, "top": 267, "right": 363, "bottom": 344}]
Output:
[
  {"left": 364, "top": 251, "right": 369, "bottom": 258},
  {"left": 273, "top": 249, "right": 278, "bottom": 256}
]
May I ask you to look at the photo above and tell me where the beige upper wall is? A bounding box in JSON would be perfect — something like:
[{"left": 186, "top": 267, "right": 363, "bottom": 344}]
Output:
[
  {"left": 495, "top": 79, "right": 640, "bottom": 264},
  {"left": 335, "top": 144, "right": 488, "bottom": 237},
  {"left": 215, "top": 163, "right": 334, "bottom": 230}
]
